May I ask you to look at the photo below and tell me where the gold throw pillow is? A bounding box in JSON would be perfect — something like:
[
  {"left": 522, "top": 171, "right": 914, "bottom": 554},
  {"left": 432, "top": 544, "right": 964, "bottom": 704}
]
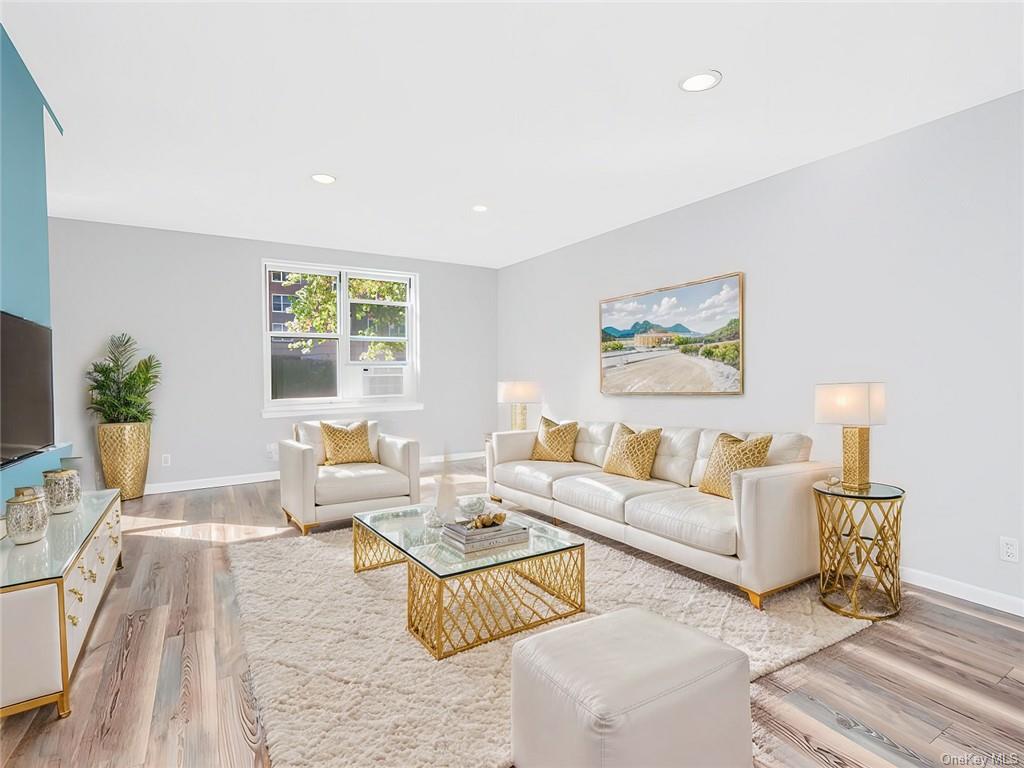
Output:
[
  {"left": 320, "top": 421, "right": 376, "bottom": 465},
  {"left": 698, "top": 433, "right": 773, "bottom": 499},
  {"left": 602, "top": 424, "right": 662, "bottom": 481},
  {"left": 530, "top": 417, "right": 579, "bottom": 462}
]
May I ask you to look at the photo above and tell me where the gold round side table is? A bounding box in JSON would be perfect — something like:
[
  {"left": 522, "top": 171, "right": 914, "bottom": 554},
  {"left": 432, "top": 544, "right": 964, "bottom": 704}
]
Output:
[{"left": 813, "top": 481, "right": 905, "bottom": 621}]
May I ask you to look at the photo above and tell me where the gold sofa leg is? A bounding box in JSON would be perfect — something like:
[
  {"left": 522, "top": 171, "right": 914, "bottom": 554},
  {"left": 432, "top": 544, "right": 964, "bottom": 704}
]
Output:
[
  {"left": 283, "top": 508, "right": 319, "bottom": 536},
  {"left": 740, "top": 577, "right": 810, "bottom": 611},
  {"left": 743, "top": 589, "right": 764, "bottom": 610}
]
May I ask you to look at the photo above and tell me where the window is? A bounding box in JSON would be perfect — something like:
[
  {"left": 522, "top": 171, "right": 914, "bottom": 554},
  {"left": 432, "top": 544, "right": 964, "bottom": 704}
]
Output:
[
  {"left": 263, "top": 262, "right": 418, "bottom": 414},
  {"left": 347, "top": 275, "right": 410, "bottom": 363}
]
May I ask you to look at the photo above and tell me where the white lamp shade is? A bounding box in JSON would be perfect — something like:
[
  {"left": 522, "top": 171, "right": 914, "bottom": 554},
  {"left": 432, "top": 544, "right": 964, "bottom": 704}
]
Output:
[
  {"left": 497, "top": 380, "right": 541, "bottom": 403},
  {"left": 814, "top": 382, "right": 886, "bottom": 426}
]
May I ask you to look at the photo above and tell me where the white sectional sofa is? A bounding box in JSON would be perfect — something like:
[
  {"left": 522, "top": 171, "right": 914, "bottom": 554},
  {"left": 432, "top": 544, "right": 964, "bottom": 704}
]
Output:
[
  {"left": 279, "top": 420, "right": 420, "bottom": 535},
  {"left": 486, "top": 421, "right": 839, "bottom": 608}
]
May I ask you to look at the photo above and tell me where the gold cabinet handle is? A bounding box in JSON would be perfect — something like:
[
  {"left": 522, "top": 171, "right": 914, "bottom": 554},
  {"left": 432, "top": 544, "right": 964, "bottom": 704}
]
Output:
[
  {"left": 68, "top": 587, "right": 84, "bottom": 603},
  {"left": 67, "top": 614, "right": 79, "bottom": 627}
]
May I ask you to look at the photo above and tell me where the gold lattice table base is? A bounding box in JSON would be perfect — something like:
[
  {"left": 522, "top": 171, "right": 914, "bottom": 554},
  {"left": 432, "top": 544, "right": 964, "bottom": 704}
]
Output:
[
  {"left": 815, "top": 490, "right": 903, "bottom": 621},
  {"left": 352, "top": 520, "right": 585, "bottom": 659}
]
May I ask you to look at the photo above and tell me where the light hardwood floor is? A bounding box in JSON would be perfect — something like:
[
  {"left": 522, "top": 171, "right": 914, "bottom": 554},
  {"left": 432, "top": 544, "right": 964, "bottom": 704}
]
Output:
[{"left": 2, "top": 461, "right": 1021, "bottom": 767}]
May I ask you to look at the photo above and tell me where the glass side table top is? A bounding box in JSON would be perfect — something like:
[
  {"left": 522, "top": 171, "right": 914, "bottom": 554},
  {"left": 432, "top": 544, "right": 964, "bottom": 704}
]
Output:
[
  {"left": 1, "top": 489, "right": 120, "bottom": 589},
  {"left": 812, "top": 481, "right": 905, "bottom": 500},
  {"left": 353, "top": 503, "right": 584, "bottom": 579}
]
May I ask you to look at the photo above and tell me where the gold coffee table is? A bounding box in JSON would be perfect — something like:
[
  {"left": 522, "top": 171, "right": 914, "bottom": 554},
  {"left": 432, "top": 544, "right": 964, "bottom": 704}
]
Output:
[
  {"left": 352, "top": 504, "right": 585, "bottom": 659},
  {"left": 813, "top": 481, "right": 905, "bottom": 620}
]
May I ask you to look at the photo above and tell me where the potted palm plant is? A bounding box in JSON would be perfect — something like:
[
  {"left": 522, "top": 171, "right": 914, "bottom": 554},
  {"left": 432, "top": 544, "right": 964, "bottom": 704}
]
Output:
[{"left": 86, "top": 334, "right": 162, "bottom": 500}]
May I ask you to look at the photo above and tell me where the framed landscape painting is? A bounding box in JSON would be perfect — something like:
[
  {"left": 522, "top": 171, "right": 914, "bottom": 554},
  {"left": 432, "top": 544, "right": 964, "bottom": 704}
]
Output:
[{"left": 600, "top": 272, "right": 743, "bottom": 395}]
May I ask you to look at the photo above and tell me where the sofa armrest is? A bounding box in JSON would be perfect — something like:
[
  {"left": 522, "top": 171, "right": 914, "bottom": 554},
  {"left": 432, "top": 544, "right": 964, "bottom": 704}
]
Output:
[
  {"left": 279, "top": 439, "right": 316, "bottom": 525},
  {"left": 487, "top": 430, "right": 537, "bottom": 495},
  {"left": 731, "top": 460, "right": 840, "bottom": 594},
  {"left": 491, "top": 430, "right": 536, "bottom": 465},
  {"left": 378, "top": 433, "right": 421, "bottom": 504}
]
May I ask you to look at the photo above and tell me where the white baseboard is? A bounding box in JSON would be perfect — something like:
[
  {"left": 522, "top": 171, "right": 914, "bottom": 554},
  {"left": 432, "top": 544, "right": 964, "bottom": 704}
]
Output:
[
  {"left": 421, "top": 451, "right": 485, "bottom": 464},
  {"left": 901, "top": 566, "right": 1024, "bottom": 617},
  {"left": 143, "top": 453, "right": 486, "bottom": 495},
  {"left": 145, "top": 471, "right": 281, "bottom": 495}
]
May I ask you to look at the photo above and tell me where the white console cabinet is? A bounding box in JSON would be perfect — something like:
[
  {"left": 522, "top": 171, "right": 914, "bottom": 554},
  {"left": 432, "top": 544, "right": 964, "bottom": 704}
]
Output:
[{"left": 1, "top": 489, "right": 122, "bottom": 718}]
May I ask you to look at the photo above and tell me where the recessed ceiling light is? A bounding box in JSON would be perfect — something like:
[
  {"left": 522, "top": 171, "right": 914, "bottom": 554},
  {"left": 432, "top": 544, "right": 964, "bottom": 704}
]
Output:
[
  {"left": 472, "top": 204, "right": 488, "bottom": 213},
  {"left": 678, "top": 70, "right": 722, "bottom": 92},
  {"left": 311, "top": 173, "right": 336, "bottom": 184}
]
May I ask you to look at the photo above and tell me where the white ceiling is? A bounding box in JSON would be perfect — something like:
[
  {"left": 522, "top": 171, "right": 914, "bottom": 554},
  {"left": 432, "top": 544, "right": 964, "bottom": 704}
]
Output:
[{"left": 3, "top": 2, "right": 1022, "bottom": 268}]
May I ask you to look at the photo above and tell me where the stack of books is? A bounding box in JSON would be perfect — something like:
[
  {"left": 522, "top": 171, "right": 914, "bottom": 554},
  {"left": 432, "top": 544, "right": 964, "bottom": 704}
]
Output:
[{"left": 441, "top": 520, "right": 529, "bottom": 554}]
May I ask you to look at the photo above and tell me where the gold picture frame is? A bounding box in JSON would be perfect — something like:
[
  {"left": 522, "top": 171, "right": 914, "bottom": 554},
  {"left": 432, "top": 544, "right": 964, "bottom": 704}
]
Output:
[{"left": 599, "top": 271, "right": 744, "bottom": 395}]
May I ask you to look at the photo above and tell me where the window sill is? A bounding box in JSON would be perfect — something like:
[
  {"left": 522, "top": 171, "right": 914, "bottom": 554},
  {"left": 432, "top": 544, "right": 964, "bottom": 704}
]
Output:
[{"left": 262, "top": 401, "right": 425, "bottom": 420}]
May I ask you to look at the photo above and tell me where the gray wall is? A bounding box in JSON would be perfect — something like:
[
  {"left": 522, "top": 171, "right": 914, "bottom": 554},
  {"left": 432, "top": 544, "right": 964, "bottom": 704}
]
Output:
[
  {"left": 497, "top": 93, "right": 1023, "bottom": 601},
  {"left": 49, "top": 219, "right": 498, "bottom": 485}
]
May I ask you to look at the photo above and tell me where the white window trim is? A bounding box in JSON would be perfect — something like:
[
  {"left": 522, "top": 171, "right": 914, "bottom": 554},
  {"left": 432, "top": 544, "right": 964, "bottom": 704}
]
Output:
[
  {"left": 269, "top": 270, "right": 286, "bottom": 283},
  {"left": 261, "top": 259, "right": 421, "bottom": 418}
]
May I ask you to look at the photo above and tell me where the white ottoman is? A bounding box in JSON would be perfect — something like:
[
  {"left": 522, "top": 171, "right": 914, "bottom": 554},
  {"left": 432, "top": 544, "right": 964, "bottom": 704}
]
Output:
[{"left": 511, "top": 607, "right": 752, "bottom": 768}]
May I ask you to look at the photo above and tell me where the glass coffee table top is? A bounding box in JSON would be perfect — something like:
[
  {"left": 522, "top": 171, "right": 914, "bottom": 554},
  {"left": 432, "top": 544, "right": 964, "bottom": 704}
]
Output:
[{"left": 353, "top": 502, "right": 584, "bottom": 578}]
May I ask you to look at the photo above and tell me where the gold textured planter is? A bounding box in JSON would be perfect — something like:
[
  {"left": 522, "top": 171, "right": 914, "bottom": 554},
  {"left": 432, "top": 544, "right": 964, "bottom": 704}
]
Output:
[{"left": 97, "top": 422, "right": 151, "bottom": 501}]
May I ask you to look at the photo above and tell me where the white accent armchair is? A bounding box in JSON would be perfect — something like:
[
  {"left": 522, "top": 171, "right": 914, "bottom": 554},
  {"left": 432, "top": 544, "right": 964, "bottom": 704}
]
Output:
[{"left": 279, "top": 420, "right": 420, "bottom": 534}]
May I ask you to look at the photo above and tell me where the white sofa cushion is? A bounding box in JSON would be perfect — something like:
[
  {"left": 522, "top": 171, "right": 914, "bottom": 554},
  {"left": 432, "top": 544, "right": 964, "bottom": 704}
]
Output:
[
  {"left": 572, "top": 421, "right": 615, "bottom": 467},
  {"left": 752, "top": 432, "right": 813, "bottom": 466},
  {"left": 296, "top": 420, "right": 380, "bottom": 465},
  {"left": 493, "top": 460, "right": 601, "bottom": 499},
  {"left": 552, "top": 472, "right": 676, "bottom": 523},
  {"left": 314, "top": 462, "right": 408, "bottom": 505},
  {"left": 625, "top": 487, "right": 737, "bottom": 556},
  {"left": 647, "top": 426, "right": 701, "bottom": 487}
]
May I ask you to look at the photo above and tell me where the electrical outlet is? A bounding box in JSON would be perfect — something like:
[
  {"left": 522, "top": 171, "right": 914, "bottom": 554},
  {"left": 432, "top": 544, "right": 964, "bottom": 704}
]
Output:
[
  {"left": 161, "top": 454, "right": 171, "bottom": 467},
  {"left": 1000, "top": 537, "right": 1019, "bottom": 563},
  {"left": 266, "top": 442, "right": 279, "bottom": 461}
]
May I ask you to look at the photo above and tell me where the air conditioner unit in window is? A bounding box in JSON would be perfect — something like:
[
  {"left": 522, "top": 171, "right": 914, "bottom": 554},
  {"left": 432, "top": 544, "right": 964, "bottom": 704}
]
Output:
[{"left": 362, "top": 366, "right": 404, "bottom": 397}]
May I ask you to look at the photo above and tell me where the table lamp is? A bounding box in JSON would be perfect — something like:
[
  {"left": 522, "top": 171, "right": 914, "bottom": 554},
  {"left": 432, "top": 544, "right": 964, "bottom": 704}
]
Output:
[
  {"left": 814, "top": 382, "right": 886, "bottom": 492},
  {"left": 497, "top": 381, "right": 541, "bottom": 431}
]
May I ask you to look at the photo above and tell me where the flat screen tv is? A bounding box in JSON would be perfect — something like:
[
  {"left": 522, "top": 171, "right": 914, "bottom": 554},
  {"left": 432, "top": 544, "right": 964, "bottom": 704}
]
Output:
[{"left": 1, "top": 311, "right": 55, "bottom": 465}]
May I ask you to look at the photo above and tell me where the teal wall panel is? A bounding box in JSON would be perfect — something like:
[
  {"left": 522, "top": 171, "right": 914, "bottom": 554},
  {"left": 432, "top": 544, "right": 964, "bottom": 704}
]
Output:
[
  {"left": 1, "top": 26, "right": 68, "bottom": 499},
  {"left": 1, "top": 26, "right": 52, "bottom": 326},
  {"left": 0, "top": 443, "right": 71, "bottom": 500}
]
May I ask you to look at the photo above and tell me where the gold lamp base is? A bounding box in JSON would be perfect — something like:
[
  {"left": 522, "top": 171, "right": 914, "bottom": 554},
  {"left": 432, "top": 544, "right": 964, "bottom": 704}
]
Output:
[
  {"left": 841, "top": 426, "right": 871, "bottom": 492},
  {"left": 511, "top": 403, "right": 528, "bottom": 431}
]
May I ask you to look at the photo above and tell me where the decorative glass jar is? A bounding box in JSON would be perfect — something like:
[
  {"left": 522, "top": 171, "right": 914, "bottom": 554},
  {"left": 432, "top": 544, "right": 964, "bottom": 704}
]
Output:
[
  {"left": 43, "top": 468, "right": 82, "bottom": 514},
  {"left": 5, "top": 487, "right": 50, "bottom": 545}
]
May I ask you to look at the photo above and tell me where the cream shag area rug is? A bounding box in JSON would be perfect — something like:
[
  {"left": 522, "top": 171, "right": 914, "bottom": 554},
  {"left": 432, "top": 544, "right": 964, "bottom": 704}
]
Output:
[{"left": 229, "top": 528, "right": 868, "bottom": 768}]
